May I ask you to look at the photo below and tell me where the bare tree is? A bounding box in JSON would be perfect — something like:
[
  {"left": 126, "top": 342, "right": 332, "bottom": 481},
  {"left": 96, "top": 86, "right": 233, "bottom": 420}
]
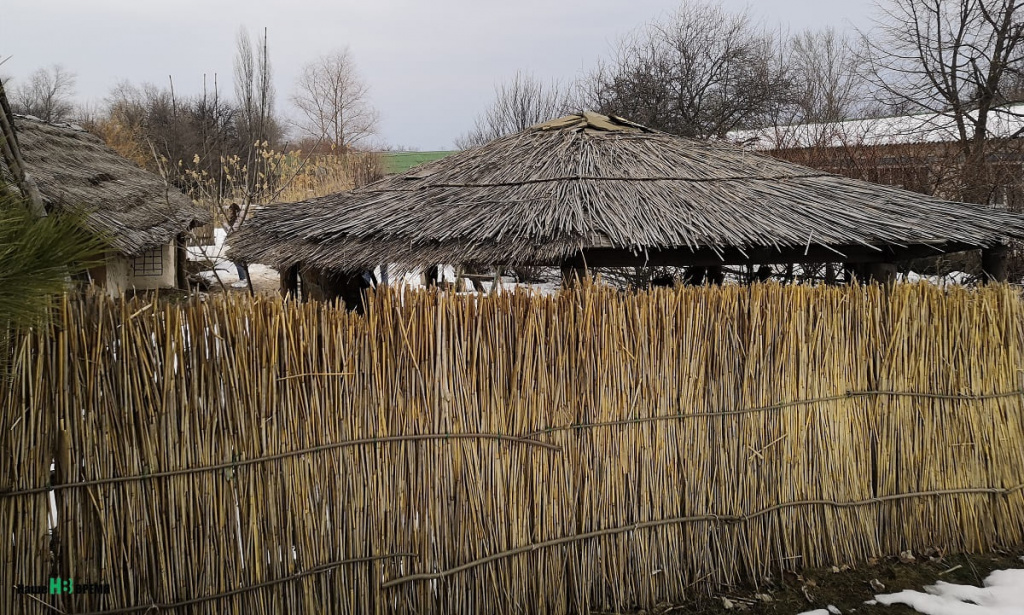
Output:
[
  {"left": 580, "top": 2, "right": 792, "bottom": 138},
  {"left": 292, "top": 49, "right": 378, "bottom": 149},
  {"left": 234, "top": 27, "right": 282, "bottom": 204},
  {"left": 10, "top": 65, "right": 77, "bottom": 123},
  {"left": 745, "top": 28, "right": 873, "bottom": 150},
  {"left": 790, "top": 28, "right": 866, "bottom": 124},
  {"left": 234, "top": 27, "right": 278, "bottom": 148},
  {"left": 863, "top": 0, "right": 1024, "bottom": 204},
  {"left": 456, "top": 71, "right": 569, "bottom": 148}
]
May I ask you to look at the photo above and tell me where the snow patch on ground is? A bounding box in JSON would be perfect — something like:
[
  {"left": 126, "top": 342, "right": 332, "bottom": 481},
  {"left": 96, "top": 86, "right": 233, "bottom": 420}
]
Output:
[
  {"left": 873, "top": 566, "right": 1024, "bottom": 615},
  {"left": 898, "top": 270, "right": 972, "bottom": 285},
  {"left": 797, "top": 606, "right": 841, "bottom": 615},
  {"left": 189, "top": 228, "right": 280, "bottom": 294}
]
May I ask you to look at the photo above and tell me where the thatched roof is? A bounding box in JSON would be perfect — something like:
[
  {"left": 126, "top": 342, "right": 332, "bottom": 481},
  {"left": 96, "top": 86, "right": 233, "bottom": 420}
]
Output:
[
  {"left": 232, "top": 112, "right": 1024, "bottom": 271},
  {"left": 2, "top": 115, "right": 210, "bottom": 255}
]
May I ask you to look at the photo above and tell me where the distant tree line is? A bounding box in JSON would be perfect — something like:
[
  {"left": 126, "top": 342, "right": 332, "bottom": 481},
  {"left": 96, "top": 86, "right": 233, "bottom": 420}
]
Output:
[
  {"left": 463, "top": 0, "right": 1024, "bottom": 209},
  {"left": 459, "top": 3, "right": 874, "bottom": 147},
  {"left": 10, "top": 0, "right": 1024, "bottom": 215},
  {"left": 7, "top": 29, "right": 383, "bottom": 208}
]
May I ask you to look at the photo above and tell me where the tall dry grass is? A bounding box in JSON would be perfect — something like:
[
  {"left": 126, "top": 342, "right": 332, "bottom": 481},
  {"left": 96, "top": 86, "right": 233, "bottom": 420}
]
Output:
[
  {"left": 181, "top": 147, "right": 383, "bottom": 207},
  {"left": 2, "top": 283, "right": 1023, "bottom": 614}
]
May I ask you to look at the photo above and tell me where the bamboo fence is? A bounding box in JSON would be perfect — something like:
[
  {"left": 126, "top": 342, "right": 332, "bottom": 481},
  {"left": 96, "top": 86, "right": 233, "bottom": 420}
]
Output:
[{"left": 2, "top": 283, "right": 1024, "bottom": 614}]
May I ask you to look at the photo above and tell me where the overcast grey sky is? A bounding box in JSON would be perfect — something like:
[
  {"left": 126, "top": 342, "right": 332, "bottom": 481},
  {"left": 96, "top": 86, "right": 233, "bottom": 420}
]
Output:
[{"left": 2, "top": 0, "right": 877, "bottom": 150}]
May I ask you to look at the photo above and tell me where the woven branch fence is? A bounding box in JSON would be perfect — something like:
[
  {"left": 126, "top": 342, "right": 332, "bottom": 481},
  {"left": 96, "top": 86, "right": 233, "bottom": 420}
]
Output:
[{"left": 2, "top": 283, "right": 1024, "bottom": 614}]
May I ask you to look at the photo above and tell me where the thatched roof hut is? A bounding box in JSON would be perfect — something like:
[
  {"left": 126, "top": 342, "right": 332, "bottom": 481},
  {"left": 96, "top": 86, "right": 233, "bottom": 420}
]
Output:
[
  {"left": 1, "top": 114, "right": 211, "bottom": 297},
  {"left": 232, "top": 112, "right": 1024, "bottom": 276},
  {"left": 2, "top": 115, "right": 210, "bottom": 255}
]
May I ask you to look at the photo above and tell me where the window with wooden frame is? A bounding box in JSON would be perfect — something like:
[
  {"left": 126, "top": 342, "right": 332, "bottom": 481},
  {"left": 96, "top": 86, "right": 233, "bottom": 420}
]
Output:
[{"left": 132, "top": 246, "right": 164, "bottom": 277}]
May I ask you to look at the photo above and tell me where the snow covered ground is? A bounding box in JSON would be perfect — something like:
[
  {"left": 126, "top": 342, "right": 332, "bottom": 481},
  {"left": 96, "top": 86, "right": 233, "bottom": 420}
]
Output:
[
  {"left": 190, "top": 230, "right": 979, "bottom": 300},
  {"left": 871, "top": 563, "right": 1024, "bottom": 615},
  {"left": 898, "top": 270, "right": 974, "bottom": 285},
  {"left": 188, "top": 234, "right": 564, "bottom": 296},
  {"left": 799, "top": 558, "right": 1024, "bottom": 615},
  {"left": 188, "top": 228, "right": 280, "bottom": 294}
]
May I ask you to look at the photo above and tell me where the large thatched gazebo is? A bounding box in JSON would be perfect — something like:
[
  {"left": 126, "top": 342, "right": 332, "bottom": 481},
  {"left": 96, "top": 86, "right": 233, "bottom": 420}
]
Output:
[{"left": 232, "top": 112, "right": 1024, "bottom": 298}]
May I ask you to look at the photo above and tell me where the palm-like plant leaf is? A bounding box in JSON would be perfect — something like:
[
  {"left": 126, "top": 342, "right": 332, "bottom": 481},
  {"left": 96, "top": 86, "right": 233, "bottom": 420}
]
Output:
[{"left": 0, "top": 185, "right": 106, "bottom": 333}]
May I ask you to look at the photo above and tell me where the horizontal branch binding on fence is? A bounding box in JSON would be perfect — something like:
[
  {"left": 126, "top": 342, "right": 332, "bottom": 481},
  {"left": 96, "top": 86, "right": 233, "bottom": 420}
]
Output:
[
  {"left": 524, "top": 389, "right": 1024, "bottom": 437},
  {"left": 379, "top": 483, "right": 1024, "bottom": 590},
  {"left": 3, "top": 389, "right": 1013, "bottom": 498},
  {"left": 275, "top": 371, "right": 354, "bottom": 381},
  {"left": 63, "top": 553, "right": 416, "bottom": 615},
  {"left": 0, "top": 432, "right": 561, "bottom": 498}
]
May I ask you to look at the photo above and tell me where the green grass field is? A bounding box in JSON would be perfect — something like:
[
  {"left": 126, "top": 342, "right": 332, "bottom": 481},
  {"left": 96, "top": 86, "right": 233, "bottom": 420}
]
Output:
[{"left": 380, "top": 150, "right": 455, "bottom": 175}]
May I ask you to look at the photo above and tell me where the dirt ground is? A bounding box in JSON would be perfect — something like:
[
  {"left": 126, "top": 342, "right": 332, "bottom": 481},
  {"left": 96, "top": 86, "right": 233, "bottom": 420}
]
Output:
[{"left": 602, "top": 548, "right": 1024, "bottom": 615}]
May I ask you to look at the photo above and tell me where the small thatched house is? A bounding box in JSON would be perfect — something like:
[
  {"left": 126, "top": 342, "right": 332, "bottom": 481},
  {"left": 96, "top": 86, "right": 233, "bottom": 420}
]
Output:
[
  {"left": 2, "top": 115, "right": 210, "bottom": 297},
  {"left": 232, "top": 112, "right": 1024, "bottom": 297}
]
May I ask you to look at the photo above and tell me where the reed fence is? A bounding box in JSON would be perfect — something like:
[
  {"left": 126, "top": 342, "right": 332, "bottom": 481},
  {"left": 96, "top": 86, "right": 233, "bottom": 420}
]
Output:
[{"left": 2, "top": 283, "right": 1024, "bottom": 614}]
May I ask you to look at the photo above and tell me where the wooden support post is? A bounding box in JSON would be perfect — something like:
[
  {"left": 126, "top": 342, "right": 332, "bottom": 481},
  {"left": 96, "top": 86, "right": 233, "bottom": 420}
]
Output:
[
  {"left": 454, "top": 265, "right": 466, "bottom": 292},
  {"left": 824, "top": 263, "right": 837, "bottom": 285},
  {"left": 489, "top": 266, "right": 505, "bottom": 294},
  {"left": 560, "top": 256, "right": 587, "bottom": 288},
  {"left": 279, "top": 264, "right": 299, "bottom": 298},
  {"left": 422, "top": 265, "right": 440, "bottom": 287},
  {"left": 982, "top": 245, "right": 1009, "bottom": 283},
  {"left": 843, "top": 263, "right": 860, "bottom": 284},
  {"left": 175, "top": 233, "right": 188, "bottom": 290},
  {"left": 684, "top": 265, "right": 725, "bottom": 285},
  {"left": 865, "top": 261, "right": 896, "bottom": 285},
  {"left": 706, "top": 265, "right": 725, "bottom": 286},
  {"left": 682, "top": 266, "right": 707, "bottom": 286}
]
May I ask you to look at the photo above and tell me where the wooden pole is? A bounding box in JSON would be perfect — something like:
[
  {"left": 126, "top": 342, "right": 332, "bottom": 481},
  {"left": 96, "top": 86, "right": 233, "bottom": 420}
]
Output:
[
  {"left": 843, "top": 263, "right": 860, "bottom": 284},
  {"left": 422, "top": 265, "right": 440, "bottom": 287},
  {"left": 489, "top": 266, "right": 504, "bottom": 294},
  {"left": 280, "top": 264, "right": 300, "bottom": 298},
  {"left": 864, "top": 261, "right": 896, "bottom": 285},
  {"left": 981, "top": 245, "right": 1009, "bottom": 283},
  {"left": 175, "top": 233, "right": 188, "bottom": 290},
  {"left": 560, "top": 255, "right": 587, "bottom": 288},
  {"left": 0, "top": 77, "right": 46, "bottom": 217},
  {"left": 705, "top": 265, "right": 725, "bottom": 285}
]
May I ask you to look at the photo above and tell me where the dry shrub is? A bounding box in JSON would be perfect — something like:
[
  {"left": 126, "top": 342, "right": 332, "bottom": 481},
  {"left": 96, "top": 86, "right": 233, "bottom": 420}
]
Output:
[{"left": 276, "top": 150, "right": 384, "bottom": 203}]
